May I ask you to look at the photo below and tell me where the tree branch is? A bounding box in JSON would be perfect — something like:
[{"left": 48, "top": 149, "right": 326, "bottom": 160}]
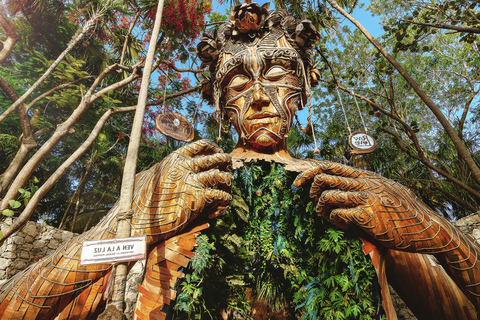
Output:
[
  {"left": 26, "top": 76, "right": 94, "bottom": 112},
  {"left": 120, "top": 10, "right": 140, "bottom": 65},
  {"left": 0, "top": 66, "right": 141, "bottom": 215},
  {"left": 0, "top": 105, "right": 136, "bottom": 241},
  {"left": 381, "top": 127, "right": 480, "bottom": 201},
  {"left": 399, "top": 19, "right": 480, "bottom": 34},
  {"left": 325, "top": 0, "right": 480, "bottom": 186},
  {"left": 166, "top": 64, "right": 203, "bottom": 74},
  {"left": 0, "top": 13, "right": 100, "bottom": 124},
  {"left": 146, "top": 84, "right": 199, "bottom": 106},
  {"left": 0, "top": 13, "right": 19, "bottom": 64}
]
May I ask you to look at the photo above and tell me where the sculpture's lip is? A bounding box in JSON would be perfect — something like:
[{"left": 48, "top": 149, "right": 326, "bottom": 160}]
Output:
[{"left": 246, "top": 111, "right": 279, "bottom": 120}]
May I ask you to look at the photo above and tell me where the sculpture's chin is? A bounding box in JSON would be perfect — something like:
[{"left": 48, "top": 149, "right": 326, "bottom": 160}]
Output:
[{"left": 255, "top": 134, "right": 277, "bottom": 147}]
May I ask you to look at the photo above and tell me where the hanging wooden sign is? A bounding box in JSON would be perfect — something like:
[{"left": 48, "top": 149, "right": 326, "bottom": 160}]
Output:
[
  {"left": 155, "top": 112, "right": 194, "bottom": 142},
  {"left": 348, "top": 131, "right": 377, "bottom": 154}
]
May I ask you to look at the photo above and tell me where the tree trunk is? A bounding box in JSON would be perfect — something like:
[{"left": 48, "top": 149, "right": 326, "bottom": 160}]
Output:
[
  {"left": 70, "top": 157, "right": 94, "bottom": 232},
  {"left": 0, "top": 13, "right": 19, "bottom": 64},
  {"left": 83, "top": 183, "right": 110, "bottom": 232},
  {"left": 58, "top": 195, "right": 75, "bottom": 230},
  {"left": 101, "top": 0, "right": 165, "bottom": 315}
]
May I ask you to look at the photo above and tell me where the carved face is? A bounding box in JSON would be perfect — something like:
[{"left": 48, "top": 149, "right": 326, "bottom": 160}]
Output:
[{"left": 217, "top": 44, "right": 305, "bottom": 149}]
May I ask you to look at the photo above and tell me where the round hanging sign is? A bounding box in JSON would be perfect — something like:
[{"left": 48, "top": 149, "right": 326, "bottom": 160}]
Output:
[
  {"left": 348, "top": 131, "right": 377, "bottom": 154},
  {"left": 155, "top": 112, "right": 194, "bottom": 142}
]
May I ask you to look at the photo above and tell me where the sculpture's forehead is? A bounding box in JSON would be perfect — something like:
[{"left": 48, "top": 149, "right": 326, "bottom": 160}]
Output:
[{"left": 215, "top": 46, "right": 302, "bottom": 83}]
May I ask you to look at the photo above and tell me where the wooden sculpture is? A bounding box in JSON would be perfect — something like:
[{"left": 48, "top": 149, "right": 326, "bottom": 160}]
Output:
[
  {"left": 1, "top": 1, "right": 479, "bottom": 319},
  {"left": 197, "top": 2, "right": 480, "bottom": 318},
  {"left": 0, "top": 140, "right": 232, "bottom": 319}
]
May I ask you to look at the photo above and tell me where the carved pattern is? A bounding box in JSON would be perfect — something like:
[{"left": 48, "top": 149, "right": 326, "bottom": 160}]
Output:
[
  {"left": 134, "top": 222, "right": 209, "bottom": 320},
  {"left": 0, "top": 140, "right": 232, "bottom": 319},
  {"left": 294, "top": 161, "right": 480, "bottom": 309}
]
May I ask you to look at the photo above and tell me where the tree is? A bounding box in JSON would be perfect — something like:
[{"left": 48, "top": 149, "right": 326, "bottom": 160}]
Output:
[{"left": 0, "top": 0, "right": 214, "bottom": 241}]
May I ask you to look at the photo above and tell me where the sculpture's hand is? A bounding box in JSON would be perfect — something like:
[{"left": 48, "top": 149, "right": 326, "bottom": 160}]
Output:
[
  {"left": 131, "top": 140, "right": 233, "bottom": 242},
  {"left": 294, "top": 161, "right": 444, "bottom": 252}
]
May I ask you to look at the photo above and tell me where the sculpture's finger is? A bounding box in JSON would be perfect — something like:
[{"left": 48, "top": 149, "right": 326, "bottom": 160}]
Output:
[
  {"left": 315, "top": 190, "right": 368, "bottom": 218},
  {"left": 194, "top": 170, "right": 233, "bottom": 192},
  {"left": 294, "top": 161, "right": 374, "bottom": 188},
  {"left": 201, "top": 188, "right": 232, "bottom": 219},
  {"left": 202, "top": 188, "right": 232, "bottom": 204},
  {"left": 176, "top": 139, "right": 223, "bottom": 157},
  {"left": 328, "top": 207, "right": 366, "bottom": 230},
  {"left": 293, "top": 165, "right": 324, "bottom": 188},
  {"left": 188, "top": 153, "right": 232, "bottom": 173},
  {"left": 309, "top": 174, "right": 370, "bottom": 199},
  {"left": 316, "top": 162, "right": 374, "bottom": 179}
]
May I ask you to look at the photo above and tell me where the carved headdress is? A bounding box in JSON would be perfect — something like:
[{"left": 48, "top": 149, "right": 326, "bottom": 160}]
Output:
[{"left": 197, "top": 1, "right": 320, "bottom": 115}]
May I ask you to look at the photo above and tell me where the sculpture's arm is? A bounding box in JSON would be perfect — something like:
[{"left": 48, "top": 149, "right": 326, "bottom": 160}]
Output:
[
  {"left": 0, "top": 140, "right": 232, "bottom": 320},
  {"left": 294, "top": 161, "right": 480, "bottom": 309}
]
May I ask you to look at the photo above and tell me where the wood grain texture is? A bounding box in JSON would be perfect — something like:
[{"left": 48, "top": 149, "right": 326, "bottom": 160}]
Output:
[
  {"left": 134, "top": 222, "right": 209, "bottom": 320},
  {"left": 295, "top": 161, "right": 480, "bottom": 314},
  {"left": 385, "top": 249, "right": 477, "bottom": 320},
  {"left": 0, "top": 140, "right": 231, "bottom": 320}
]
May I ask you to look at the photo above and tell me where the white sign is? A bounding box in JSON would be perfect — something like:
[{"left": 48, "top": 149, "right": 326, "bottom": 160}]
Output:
[
  {"left": 80, "top": 236, "right": 147, "bottom": 266},
  {"left": 351, "top": 133, "right": 375, "bottom": 149},
  {"left": 348, "top": 131, "right": 377, "bottom": 154}
]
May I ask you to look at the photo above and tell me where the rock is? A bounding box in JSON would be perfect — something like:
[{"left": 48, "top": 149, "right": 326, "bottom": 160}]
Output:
[
  {"left": 53, "top": 232, "right": 63, "bottom": 240},
  {"left": 12, "top": 236, "right": 24, "bottom": 245},
  {"left": 472, "top": 229, "right": 480, "bottom": 241},
  {"left": 62, "top": 232, "right": 74, "bottom": 242},
  {"left": 19, "top": 251, "right": 30, "bottom": 259},
  {"left": 10, "top": 259, "right": 27, "bottom": 270},
  {"left": 2, "top": 252, "right": 16, "bottom": 259},
  {"left": 0, "top": 258, "right": 10, "bottom": 270},
  {"left": 33, "top": 240, "right": 45, "bottom": 248},
  {"left": 47, "top": 239, "right": 59, "bottom": 249},
  {"left": 22, "top": 222, "right": 38, "bottom": 237}
]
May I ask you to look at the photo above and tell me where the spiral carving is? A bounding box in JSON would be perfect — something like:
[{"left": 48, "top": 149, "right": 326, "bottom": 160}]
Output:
[{"left": 295, "top": 161, "right": 480, "bottom": 309}]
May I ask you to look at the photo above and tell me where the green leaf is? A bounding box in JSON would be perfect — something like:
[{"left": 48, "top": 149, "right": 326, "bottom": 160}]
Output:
[
  {"left": 8, "top": 200, "right": 21, "bottom": 209},
  {"left": 18, "top": 188, "right": 26, "bottom": 194},
  {"left": 3, "top": 209, "right": 14, "bottom": 217}
]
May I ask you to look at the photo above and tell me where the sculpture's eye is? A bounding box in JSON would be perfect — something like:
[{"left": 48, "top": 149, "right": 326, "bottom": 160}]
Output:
[
  {"left": 226, "top": 75, "right": 249, "bottom": 90},
  {"left": 264, "top": 66, "right": 289, "bottom": 81}
]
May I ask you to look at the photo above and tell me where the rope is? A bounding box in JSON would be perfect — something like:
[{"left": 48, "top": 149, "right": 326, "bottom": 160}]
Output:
[
  {"left": 352, "top": 90, "right": 368, "bottom": 133},
  {"left": 311, "top": 121, "right": 319, "bottom": 154},
  {"left": 336, "top": 87, "right": 352, "bottom": 135},
  {"left": 162, "top": 68, "right": 169, "bottom": 113},
  {"left": 117, "top": 209, "right": 134, "bottom": 221}
]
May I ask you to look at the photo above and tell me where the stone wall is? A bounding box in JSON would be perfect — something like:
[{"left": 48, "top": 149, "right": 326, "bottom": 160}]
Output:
[{"left": 0, "top": 218, "right": 75, "bottom": 283}]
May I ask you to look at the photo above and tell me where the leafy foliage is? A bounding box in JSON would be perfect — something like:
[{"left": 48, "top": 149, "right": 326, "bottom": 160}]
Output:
[{"left": 175, "top": 161, "right": 380, "bottom": 319}]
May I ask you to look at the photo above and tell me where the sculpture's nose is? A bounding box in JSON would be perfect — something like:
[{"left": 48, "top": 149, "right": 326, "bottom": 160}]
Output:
[{"left": 252, "top": 82, "right": 269, "bottom": 108}]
